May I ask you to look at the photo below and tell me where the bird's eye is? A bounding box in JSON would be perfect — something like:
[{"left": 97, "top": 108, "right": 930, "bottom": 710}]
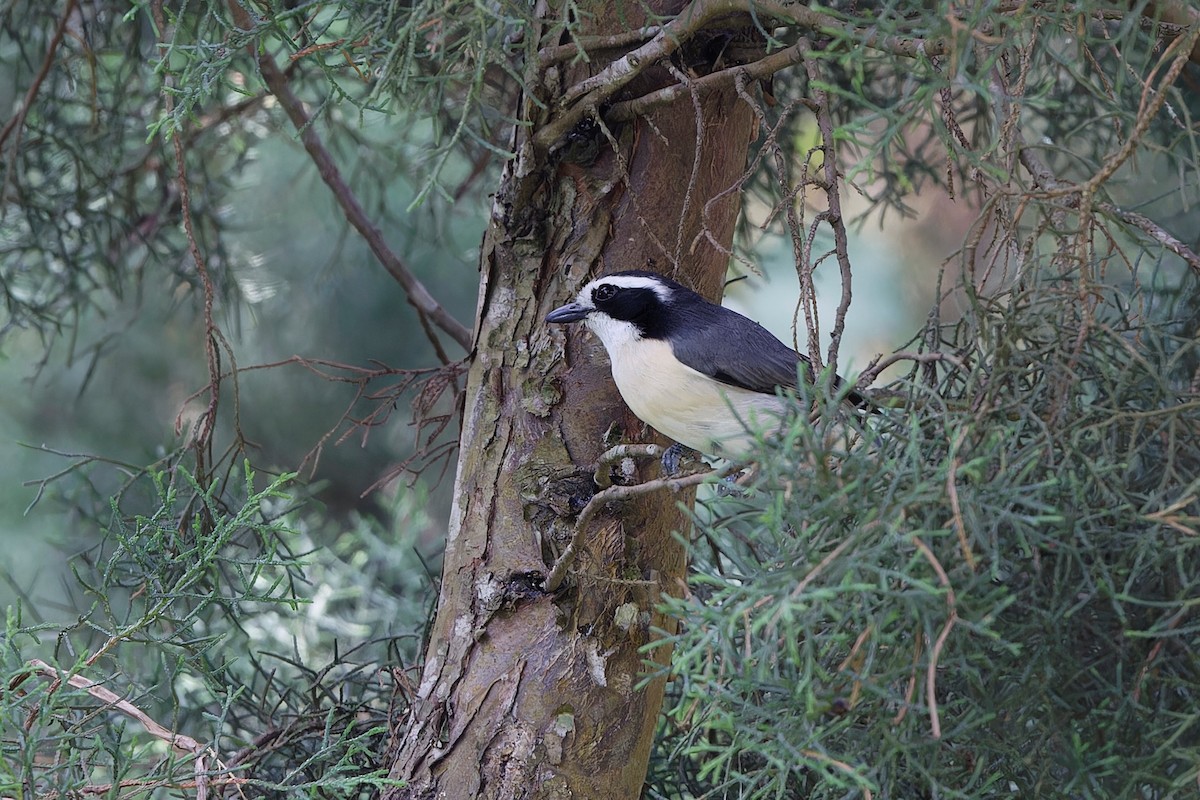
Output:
[{"left": 593, "top": 284, "right": 617, "bottom": 302}]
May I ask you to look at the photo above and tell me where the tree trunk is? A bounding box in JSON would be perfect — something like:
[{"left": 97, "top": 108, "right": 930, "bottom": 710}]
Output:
[{"left": 387, "top": 4, "right": 757, "bottom": 797}]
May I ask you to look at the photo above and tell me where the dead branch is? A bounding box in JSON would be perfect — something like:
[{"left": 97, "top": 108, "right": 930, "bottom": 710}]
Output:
[
  {"left": 539, "top": 0, "right": 955, "bottom": 155},
  {"left": 544, "top": 462, "right": 739, "bottom": 592},
  {"left": 1148, "top": 0, "right": 1200, "bottom": 64},
  {"left": 535, "top": 0, "right": 744, "bottom": 153},
  {"left": 608, "top": 39, "right": 809, "bottom": 122},
  {"left": 13, "top": 659, "right": 235, "bottom": 800},
  {"left": 1099, "top": 202, "right": 1200, "bottom": 276},
  {"left": 0, "top": 0, "right": 78, "bottom": 156},
  {"left": 857, "top": 350, "right": 969, "bottom": 388},
  {"left": 1030, "top": 23, "right": 1200, "bottom": 203},
  {"left": 538, "top": 26, "right": 663, "bottom": 65},
  {"left": 1018, "top": 146, "right": 1200, "bottom": 276},
  {"left": 152, "top": 0, "right": 232, "bottom": 494},
  {"left": 257, "top": 55, "right": 473, "bottom": 352},
  {"left": 909, "top": 536, "right": 958, "bottom": 740},
  {"left": 592, "top": 443, "right": 666, "bottom": 489},
  {"left": 22, "top": 660, "right": 204, "bottom": 754},
  {"left": 796, "top": 47, "right": 855, "bottom": 376}
]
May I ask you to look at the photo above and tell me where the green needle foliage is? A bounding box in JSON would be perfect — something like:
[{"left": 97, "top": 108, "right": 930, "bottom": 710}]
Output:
[
  {"left": 1, "top": 465, "right": 435, "bottom": 797},
  {"left": 650, "top": 266, "right": 1200, "bottom": 798}
]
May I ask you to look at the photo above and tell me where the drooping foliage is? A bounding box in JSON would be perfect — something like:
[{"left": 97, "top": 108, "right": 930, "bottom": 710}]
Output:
[{"left": 652, "top": 268, "right": 1200, "bottom": 798}]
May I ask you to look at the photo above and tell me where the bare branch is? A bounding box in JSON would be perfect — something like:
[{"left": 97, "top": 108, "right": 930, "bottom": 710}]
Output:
[
  {"left": 0, "top": 0, "right": 77, "bottom": 152},
  {"left": 800, "top": 47, "right": 854, "bottom": 376},
  {"left": 1098, "top": 203, "right": 1200, "bottom": 275},
  {"left": 1148, "top": 0, "right": 1200, "bottom": 64},
  {"left": 753, "top": 0, "right": 951, "bottom": 58},
  {"left": 153, "top": 0, "right": 229, "bottom": 491},
  {"left": 258, "top": 55, "right": 473, "bottom": 352},
  {"left": 544, "top": 462, "right": 739, "bottom": 592},
  {"left": 608, "top": 39, "right": 808, "bottom": 122},
  {"left": 857, "top": 350, "right": 969, "bottom": 387},
  {"left": 540, "top": 0, "right": 955, "bottom": 153},
  {"left": 1019, "top": 146, "right": 1200, "bottom": 276},
  {"left": 535, "top": 0, "right": 746, "bottom": 154},
  {"left": 909, "top": 536, "right": 958, "bottom": 741},
  {"left": 538, "top": 26, "right": 663, "bottom": 65},
  {"left": 593, "top": 443, "right": 666, "bottom": 489},
  {"left": 1029, "top": 23, "right": 1200, "bottom": 202},
  {"left": 23, "top": 660, "right": 205, "bottom": 755}
]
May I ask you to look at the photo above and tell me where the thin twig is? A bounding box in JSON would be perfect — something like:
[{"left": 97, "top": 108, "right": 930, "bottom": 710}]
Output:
[
  {"left": 544, "top": 462, "right": 739, "bottom": 592},
  {"left": 910, "top": 536, "right": 958, "bottom": 740},
  {"left": 798, "top": 749, "right": 874, "bottom": 800},
  {"left": 763, "top": 536, "right": 856, "bottom": 636},
  {"left": 258, "top": 55, "right": 472, "bottom": 351},
  {"left": 535, "top": 0, "right": 756, "bottom": 154},
  {"left": 609, "top": 40, "right": 809, "bottom": 122},
  {"left": 945, "top": 429, "right": 977, "bottom": 571},
  {"left": 538, "top": 26, "right": 663, "bottom": 65},
  {"left": 0, "top": 0, "right": 78, "bottom": 206},
  {"left": 1032, "top": 23, "right": 1200, "bottom": 202},
  {"left": 1018, "top": 146, "right": 1200, "bottom": 276},
  {"left": 1098, "top": 202, "right": 1200, "bottom": 276},
  {"left": 153, "top": 0, "right": 226, "bottom": 494},
  {"left": 1146, "top": 0, "right": 1200, "bottom": 64},
  {"left": 857, "top": 350, "right": 968, "bottom": 387},
  {"left": 539, "top": 0, "right": 953, "bottom": 154},
  {"left": 23, "top": 660, "right": 204, "bottom": 754},
  {"left": 801, "top": 49, "right": 854, "bottom": 376},
  {"left": 1131, "top": 605, "right": 1190, "bottom": 703},
  {"left": 891, "top": 626, "right": 924, "bottom": 726},
  {"left": 662, "top": 61, "right": 705, "bottom": 269},
  {"left": 15, "top": 660, "right": 239, "bottom": 800}
]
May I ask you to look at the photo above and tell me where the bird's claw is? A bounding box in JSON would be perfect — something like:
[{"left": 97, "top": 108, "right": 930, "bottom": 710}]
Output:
[{"left": 662, "top": 443, "right": 700, "bottom": 477}]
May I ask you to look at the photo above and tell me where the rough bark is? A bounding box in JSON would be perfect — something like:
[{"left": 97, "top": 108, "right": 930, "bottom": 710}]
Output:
[{"left": 387, "top": 3, "right": 757, "bottom": 797}]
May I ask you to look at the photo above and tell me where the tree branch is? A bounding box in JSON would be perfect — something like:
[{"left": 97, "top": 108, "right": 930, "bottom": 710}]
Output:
[
  {"left": 258, "top": 55, "right": 473, "bottom": 352},
  {"left": 1018, "top": 146, "right": 1200, "bottom": 276},
  {"left": 544, "top": 462, "right": 739, "bottom": 592},
  {"left": 592, "top": 443, "right": 665, "bottom": 489},
  {"left": 909, "top": 536, "right": 958, "bottom": 741},
  {"left": 607, "top": 38, "right": 808, "bottom": 122},
  {"left": 538, "top": 0, "right": 953, "bottom": 154},
  {"left": 857, "top": 350, "right": 969, "bottom": 388},
  {"left": 0, "top": 0, "right": 78, "bottom": 209},
  {"left": 23, "top": 660, "right": 205, "bottom": 755},
  {"left": 1027, "top": 22, "right": 1200, "bottom": 202},
  {"left": 1148, "top": 0, "right": 1200, "bottom": 64},
  {"left": 0, "top": 0, "right": 77, "bottom": 151},
  {"left": 1097, "top": 202, "right": 1200, "bottom": 275},
  {"left": 534, "top": 0, "right": 746, "bottom": 154},
  {"left": 537, "top": 26, "right": 663, "bottom": 66},
  {"left": 800, "top": 46, "right": 854, "bottom": 376}
]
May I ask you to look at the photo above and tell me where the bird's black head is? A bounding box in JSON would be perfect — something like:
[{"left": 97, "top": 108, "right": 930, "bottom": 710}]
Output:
[{"left": 579, "top": 270, "right": 695, "bottom": 339}]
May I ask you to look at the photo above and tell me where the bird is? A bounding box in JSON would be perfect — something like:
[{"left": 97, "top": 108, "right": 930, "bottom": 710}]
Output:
[{"left": 545, "top": 270, "right": 867, "bottom": 458}]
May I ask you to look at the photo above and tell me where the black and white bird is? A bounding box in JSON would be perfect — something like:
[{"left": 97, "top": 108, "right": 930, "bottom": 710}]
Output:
[{"left": 546, "top": 270, "right": 866, "bottom": 458}]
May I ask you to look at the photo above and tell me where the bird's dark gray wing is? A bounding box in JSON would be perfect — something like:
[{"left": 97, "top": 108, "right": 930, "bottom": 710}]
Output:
[{"left": 668, "top": 303, "right": 812, "bottom": 395}]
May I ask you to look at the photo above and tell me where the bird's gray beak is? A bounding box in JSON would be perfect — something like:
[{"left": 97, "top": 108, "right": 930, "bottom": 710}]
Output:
[{"left": 546, "top": 302, "right": 592, "bottom": 324}]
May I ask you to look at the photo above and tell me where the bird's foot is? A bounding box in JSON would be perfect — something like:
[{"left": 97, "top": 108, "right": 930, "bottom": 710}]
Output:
[{"left": 662, "top": 443, "right": 703, "bottom": 477}]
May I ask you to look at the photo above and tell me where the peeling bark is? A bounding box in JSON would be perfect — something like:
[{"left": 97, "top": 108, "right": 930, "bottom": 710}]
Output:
[{"left": 387, "top": 3, "right": 757, "bottom": 796}]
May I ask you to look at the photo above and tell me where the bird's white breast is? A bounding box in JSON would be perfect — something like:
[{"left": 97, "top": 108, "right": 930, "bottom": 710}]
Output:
[{"left": 588, "top": 320, "right": 788, "bottom": 456}]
